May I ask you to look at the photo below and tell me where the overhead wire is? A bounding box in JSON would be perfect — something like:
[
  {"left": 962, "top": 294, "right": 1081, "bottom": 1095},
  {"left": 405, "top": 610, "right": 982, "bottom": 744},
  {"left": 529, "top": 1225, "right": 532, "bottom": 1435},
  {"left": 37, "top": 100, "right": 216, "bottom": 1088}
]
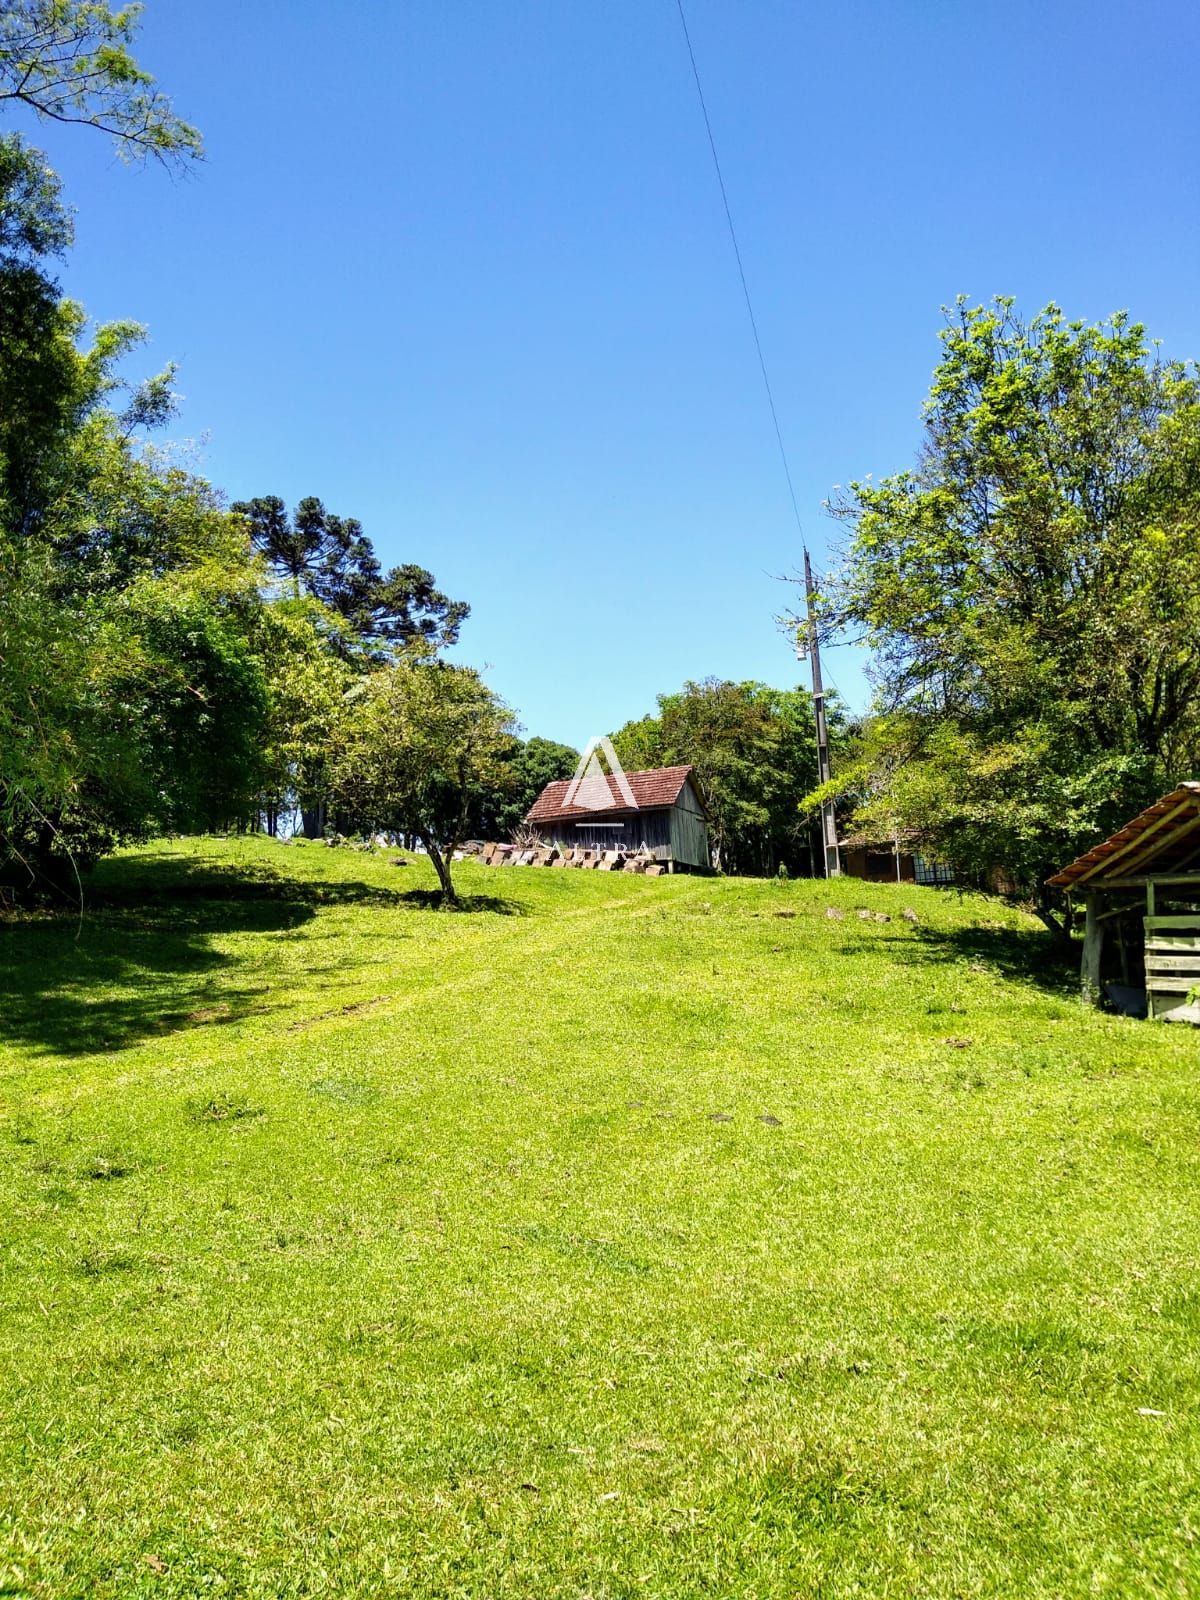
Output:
[
  {"left": 673, "top": 0, "right": 805, "bottom": 543},
  {"left": 673, "top": 0, "right": 847, "bottom": 708}
]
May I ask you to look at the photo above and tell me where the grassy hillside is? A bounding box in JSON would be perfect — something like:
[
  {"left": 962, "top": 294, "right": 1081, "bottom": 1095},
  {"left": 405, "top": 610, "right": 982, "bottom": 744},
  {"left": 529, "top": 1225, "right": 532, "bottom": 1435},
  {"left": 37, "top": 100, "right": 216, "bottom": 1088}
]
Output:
[{"left": 1, "top": 839, "right": 1197, "bottom": 1599}]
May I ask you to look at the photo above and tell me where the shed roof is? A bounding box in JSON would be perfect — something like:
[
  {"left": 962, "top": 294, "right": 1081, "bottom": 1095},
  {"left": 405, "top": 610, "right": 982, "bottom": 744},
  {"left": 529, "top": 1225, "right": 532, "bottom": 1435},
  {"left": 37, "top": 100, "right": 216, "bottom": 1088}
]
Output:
[
  {"left": 526, "top": 765, "right": 697, "bottom": 823},
  {"left": 1047, "top": 782, "right": 1200, "bottom": 889}
]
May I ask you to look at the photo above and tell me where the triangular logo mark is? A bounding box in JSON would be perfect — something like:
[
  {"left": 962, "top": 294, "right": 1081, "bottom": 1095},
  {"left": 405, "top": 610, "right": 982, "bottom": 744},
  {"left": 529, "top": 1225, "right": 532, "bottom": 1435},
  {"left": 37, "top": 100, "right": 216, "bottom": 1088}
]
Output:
[
  {"left": 574, "top": 750, "right": 613, "bottom": 810},
  {"left": 563, "top": 736, "right": 637, "bottom": 812}
]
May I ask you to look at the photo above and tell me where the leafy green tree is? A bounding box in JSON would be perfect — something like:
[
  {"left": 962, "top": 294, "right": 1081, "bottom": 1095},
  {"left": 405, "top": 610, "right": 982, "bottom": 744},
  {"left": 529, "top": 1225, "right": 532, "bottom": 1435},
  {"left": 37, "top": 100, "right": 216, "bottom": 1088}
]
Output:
[
  {"left": 0, "top": 1, "right": 201, "bottom": 163},
  {"left": 0, "top": 128, "right": 70, "bottom": 256},
  {"left": 84, "top": 566, "right": 267, "bottom": 837},
  {"left": 251, "top": 598, "right": 353, "bottom": 836},
  {"left": 232, "top": 493, "right": 468, "bottom": 655},
  {"left": 329, "top": 660, "right": 517, "bottom": 904},
  {"left": 0, "top": 532, "right": 81, "bottom": 856},
  {"left": 2, "top": 445, "right": 271, "bottom": 887},
  {"left": 0, "top": 135, "right": 84, "bottom": 533},
  {"left": 818, "top": 298, "right": 1200, "bottom": 913},
  {"left": 612, "top": 679, "right": 825, "bottom": 875},
  {"left": 0, "top": 0, "right": 280, "bottom": 895},
  {"left": 472, "top": 735, "right": 579, "bottom": 840},
  {"left": 0, "top": 140, "right": 272, "bottom": 884},
  {"left": 2, "top": 507, "right": 269, "bottom": 892}
]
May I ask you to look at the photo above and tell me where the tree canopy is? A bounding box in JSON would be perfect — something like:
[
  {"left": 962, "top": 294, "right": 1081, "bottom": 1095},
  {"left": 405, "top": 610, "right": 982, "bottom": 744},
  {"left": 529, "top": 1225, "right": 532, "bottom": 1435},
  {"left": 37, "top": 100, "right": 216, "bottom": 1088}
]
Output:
[
  {"left": 0, "top": 1, "right": 201, "bottom": 162},
  {"left": 816, "top": 298, "right": 1200, "bottom": 908},
  {"left": 612, "top": 678, "right": 827, "bottom": 875},
  {"left": 329, "top": 659, "right": 517, "bottom": 904},
  {"left": 471, "top": 735, "right": 579, "bottom": 842},
  {"left": 232, "top": 494, "right": 468, "bottom": 657}
]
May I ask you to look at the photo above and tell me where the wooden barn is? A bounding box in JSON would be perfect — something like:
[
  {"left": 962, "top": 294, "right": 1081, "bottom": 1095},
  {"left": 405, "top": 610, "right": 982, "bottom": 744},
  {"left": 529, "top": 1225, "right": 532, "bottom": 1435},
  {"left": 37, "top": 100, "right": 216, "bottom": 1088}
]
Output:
[
  {"left": 1048, "top": 782, "right": 1200, "bottom": 1021},
  {"left": 525, "top": 765, "right": 711, "bottom": 872}
]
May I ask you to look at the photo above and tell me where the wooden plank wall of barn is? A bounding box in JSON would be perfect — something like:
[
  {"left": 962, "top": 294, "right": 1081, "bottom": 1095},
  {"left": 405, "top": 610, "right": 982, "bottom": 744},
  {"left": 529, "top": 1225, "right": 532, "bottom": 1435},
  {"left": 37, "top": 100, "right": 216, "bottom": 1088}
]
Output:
[
  {"left": 670, "top": 783, "right": 711, "bottom": 869},
  {"left": 534, "top": 809, "right": 674, "bottom": 857}
]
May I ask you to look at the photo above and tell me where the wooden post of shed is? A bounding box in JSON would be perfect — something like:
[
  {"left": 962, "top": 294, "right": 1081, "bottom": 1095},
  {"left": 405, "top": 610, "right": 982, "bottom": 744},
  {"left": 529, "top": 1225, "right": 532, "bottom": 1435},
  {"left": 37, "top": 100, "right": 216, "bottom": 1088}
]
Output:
[
  {"left": 1049, "top": 784, "right": 1200, "bottom": 1023},
  {"left": 1081, "top": 892, "right": 1104, "bottom": 1006}
]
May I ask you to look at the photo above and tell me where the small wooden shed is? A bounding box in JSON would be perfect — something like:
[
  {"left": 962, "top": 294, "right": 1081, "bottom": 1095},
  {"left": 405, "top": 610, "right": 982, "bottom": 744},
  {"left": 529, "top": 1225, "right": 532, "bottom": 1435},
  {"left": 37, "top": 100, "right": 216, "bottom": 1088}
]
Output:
[
  {"left": 525, "top": 764, "right": 711, "bottom": 872},
  {"left": 841, "top": 828, "right": 955, "bottom": 886},
  {"left": 1048, "top": 782, "right": 1200, "bottom": 1020}
]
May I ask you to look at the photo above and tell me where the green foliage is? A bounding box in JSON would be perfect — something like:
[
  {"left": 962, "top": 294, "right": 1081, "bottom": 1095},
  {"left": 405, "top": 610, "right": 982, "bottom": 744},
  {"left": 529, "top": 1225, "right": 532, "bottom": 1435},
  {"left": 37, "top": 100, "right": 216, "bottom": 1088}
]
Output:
[
  {"left": 251, "top": 599, "right": 353, "bottom": 822},
  {"left": 0, "top": 531, "right": 83, "bottom": 838},
  {"left": 823, "top": 298, "right": 1200, "bottom": 894},
  {"left": 0, "top": 129, "right": 71, "bottom": 258},
  {"left": 0, "top": 136, "right": 84, "bottom": 531},
  {"left": 473, "top": 734, "right": 579, "bottom": 840},
  {"left": 0, "top": 232, "right": 274, "bottom": 885},
  {"left": 2, "top": 470, "right": 272, "bottom": 890},
  {"left": 817, "top": 716, "right": 1158, "bottom": 891},
  {"left": 329, "top": 659, "right": 518, "bottom": 902},
  {"left": 53, "top": 432, "right": 252, "bottom": 595},
  {"left": 85, "top": 571, "right": 268, "bottom": 836},
  {"left": 0, "top": 41, "right": 286, "bottom": 888},
  {"left": 0, "top": 0, "right": 201, "bottom": 163},
  {"left": 612, "top": 678, "right": 828, "bottom": 874},
  {"left": 232, "top": 493, "right": 468, "bottom": 657}
]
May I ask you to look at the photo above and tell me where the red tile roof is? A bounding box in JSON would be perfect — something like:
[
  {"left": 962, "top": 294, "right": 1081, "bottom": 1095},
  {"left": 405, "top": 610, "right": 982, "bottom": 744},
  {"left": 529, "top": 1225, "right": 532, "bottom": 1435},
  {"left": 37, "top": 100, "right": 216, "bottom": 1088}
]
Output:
[
  {"left": 1047, "top": 782, "right": 1200, "bottom": 887},
  {"left": 526, "top": 765, "right": 696, "bottom": 823}
]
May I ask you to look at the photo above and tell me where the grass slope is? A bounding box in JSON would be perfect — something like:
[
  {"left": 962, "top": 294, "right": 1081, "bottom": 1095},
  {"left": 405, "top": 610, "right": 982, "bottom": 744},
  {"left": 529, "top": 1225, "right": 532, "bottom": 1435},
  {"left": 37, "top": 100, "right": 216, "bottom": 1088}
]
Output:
[{"left": 1, "top": 839, "right": 1198, "bottom": 1599}]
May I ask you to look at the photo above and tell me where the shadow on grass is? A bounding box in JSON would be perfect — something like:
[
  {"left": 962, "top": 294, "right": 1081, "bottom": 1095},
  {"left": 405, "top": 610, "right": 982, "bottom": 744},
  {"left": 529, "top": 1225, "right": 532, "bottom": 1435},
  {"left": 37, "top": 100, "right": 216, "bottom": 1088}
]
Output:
[
  {"left": 393, "top": 889, "right": 526, "bottom": 916},
  {"left": 0, "top": 855, "right": 523, "bottom": 1057},
  {"left": 901, "top": 922, "right": 1078, "bottom": 998}
]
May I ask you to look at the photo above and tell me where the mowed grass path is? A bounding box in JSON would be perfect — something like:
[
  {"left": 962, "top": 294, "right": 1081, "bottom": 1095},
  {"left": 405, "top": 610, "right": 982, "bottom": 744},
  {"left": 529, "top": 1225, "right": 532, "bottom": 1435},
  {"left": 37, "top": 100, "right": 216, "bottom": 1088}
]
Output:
[{"left": 1, "top": 839, "right": 1198, "bottom": 1598}]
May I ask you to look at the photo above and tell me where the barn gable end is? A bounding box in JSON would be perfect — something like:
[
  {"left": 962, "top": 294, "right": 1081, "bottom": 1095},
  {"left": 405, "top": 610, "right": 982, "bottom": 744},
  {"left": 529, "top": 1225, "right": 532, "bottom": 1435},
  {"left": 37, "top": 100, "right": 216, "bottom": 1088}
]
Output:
[{"left": 525, "top": 765, "right": 711, "bottom": 871}]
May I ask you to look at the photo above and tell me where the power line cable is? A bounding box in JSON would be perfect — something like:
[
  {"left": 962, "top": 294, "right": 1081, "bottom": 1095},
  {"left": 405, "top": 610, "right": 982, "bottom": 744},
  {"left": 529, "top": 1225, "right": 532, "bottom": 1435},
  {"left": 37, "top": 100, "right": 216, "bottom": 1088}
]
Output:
[
  {"left": 674, "top": 5, "right": 844, "bottom": 875},
  {"left": 674, "top": 6, "right": 841, "bottom": 685},
  {"left": 674, "top": 0, "right": 804, "bottom": 540}
]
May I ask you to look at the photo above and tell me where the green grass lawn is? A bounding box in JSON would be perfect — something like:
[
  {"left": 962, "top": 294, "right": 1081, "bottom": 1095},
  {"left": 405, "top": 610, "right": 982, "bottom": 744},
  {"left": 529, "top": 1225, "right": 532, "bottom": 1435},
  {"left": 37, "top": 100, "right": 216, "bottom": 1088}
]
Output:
[{"left": 1, "top": 839, "right": 1198, "bottom": 1598}]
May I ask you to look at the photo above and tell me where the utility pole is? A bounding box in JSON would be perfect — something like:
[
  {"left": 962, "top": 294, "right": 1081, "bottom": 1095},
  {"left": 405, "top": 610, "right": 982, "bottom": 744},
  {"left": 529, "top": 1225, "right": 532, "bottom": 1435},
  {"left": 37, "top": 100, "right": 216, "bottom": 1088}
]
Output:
[{"left": 801, "top": 548, "right": 841, "bottom": 878}]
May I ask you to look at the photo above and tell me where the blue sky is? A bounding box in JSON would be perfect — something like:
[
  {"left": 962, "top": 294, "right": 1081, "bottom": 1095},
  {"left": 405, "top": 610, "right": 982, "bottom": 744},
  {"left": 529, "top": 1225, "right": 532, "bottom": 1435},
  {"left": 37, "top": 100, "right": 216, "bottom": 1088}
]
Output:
[{"left": 21, "top": 0, "right": 1200, "bottom": 747}]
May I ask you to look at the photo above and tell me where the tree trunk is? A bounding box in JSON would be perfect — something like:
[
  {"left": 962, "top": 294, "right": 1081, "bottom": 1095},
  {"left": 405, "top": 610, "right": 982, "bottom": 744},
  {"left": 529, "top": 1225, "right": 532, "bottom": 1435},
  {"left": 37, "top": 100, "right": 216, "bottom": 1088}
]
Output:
[
  {"left": 1032, "top": 901, "right": 1065, "bottom": 938},
  {"left": 424, "top": 838, "right": 458, "bottom": 906},
  {"left": 1032, "top": 881, "right": 1069, "bottom": 941}
]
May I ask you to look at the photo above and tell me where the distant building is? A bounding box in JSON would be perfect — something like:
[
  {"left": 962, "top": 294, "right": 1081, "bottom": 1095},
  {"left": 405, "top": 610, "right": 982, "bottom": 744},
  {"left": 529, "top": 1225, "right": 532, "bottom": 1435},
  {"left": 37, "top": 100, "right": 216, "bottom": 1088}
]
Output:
[
  {"left": 525, "top": 765, "right": 711, "bottom": 872},
  {"left": 840, "top": 828, "right": 953, "bottom": 886}
]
